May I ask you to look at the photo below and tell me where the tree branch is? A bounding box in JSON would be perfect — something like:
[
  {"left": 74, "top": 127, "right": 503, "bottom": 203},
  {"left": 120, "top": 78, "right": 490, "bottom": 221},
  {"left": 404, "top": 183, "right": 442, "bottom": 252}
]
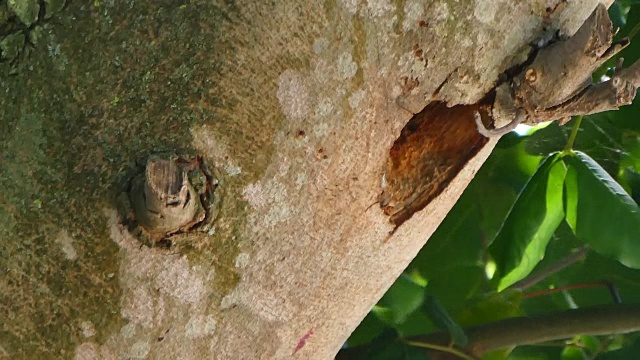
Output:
[
  {"left": 410, "top": 303, "right": 640, "bottom": 357},
  {"left": 480, "top": 4, "right": 640, "bottom": 137},
  {"left": 338, "top": 304, "right": 640, "bottom": 359}
]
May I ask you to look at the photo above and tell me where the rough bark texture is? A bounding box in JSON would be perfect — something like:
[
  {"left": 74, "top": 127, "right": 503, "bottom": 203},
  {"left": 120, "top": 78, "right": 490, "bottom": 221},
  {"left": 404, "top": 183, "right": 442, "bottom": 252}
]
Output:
[{"left": 0, "top": 0, "right": 603, "bottom": 359}]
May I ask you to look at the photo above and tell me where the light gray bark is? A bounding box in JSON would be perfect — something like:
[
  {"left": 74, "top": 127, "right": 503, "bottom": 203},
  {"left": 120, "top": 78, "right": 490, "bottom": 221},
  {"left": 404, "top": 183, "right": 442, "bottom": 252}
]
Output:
[{"left": 0, "top": 0, "right": 604, "bottom": 359}]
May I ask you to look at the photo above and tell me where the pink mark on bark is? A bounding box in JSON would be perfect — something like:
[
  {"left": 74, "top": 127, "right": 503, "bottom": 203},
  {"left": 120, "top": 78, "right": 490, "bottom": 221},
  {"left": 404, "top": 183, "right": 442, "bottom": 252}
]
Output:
[{"left": 293, "top": 327, "right": 314, "bottom": 354}]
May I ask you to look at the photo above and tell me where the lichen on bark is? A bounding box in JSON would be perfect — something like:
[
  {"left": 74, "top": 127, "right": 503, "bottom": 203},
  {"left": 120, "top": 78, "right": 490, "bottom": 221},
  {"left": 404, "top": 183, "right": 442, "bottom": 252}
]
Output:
[{"left": 1, "top": 1, "right": 247, "bottom": 357}]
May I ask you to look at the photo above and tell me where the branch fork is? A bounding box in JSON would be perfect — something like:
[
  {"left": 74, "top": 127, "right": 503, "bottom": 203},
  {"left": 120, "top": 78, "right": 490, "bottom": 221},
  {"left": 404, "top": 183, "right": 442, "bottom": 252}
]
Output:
[{"left": 477, "top": 4, "right": 640, "bottom": 137}]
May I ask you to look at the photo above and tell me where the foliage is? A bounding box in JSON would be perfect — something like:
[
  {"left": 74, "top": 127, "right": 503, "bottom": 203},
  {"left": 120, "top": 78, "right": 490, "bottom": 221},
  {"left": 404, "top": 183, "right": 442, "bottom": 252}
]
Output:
[{"left": 342, "top": 3, "right": 640, "bottom": 359}]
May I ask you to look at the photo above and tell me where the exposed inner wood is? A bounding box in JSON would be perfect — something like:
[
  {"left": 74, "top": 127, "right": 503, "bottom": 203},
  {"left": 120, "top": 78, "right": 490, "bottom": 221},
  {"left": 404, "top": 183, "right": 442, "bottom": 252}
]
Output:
[{"left": 380, "top": 101, "right": 490, "bottom": 226}]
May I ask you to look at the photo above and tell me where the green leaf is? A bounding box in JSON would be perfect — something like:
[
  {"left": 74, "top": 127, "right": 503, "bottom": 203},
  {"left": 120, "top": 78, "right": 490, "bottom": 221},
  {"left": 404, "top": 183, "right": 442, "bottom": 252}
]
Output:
[
  {"left": 597, "top": 334, "right": 640, "bottom": 359},
  {"left": 482, "top": 348, "right": 513, "bottom": 360},
  {"left": 365, "top": 329, "right": 403, "bottom": 360},
  {"left": 457, "top": 289, "right": 523, "bottom": 327},
  {"left": 518, "top": 222, "right": 587, "bottom": 315},
  {"left": 423, "top": 294, "right": 468, "bottom": 347},
  {"left": 617, "top": 131, "right": 640, "bottom": 203},
  {"left": 347, "top": 312, "right": 386, "bottom": 347},
  {"left": 377, "top": 274, "right": 426, "bottom": 325},
  {"left": 545, "top": 252, "right": 640, "bottom": 309},
  {"left": 372, "top": 306, "right": 396, "bottom": 326},
  {"left": 424, "top": 266, "right": 484, "bottom": 311},
  {"left": 564, "top": 151, "right": 640, "bottom": 268},
  {"left": 561, "top": 346, "right": 587, "bottom": 360},
  {"left": 394, "top": 309, "right": 436, "bottom": 337},
  {"left": 562, "top": 335, "right": 601, "bottom": 359},
  {"left": 608, "top": 3, "right": 626, "bottom": 32},
  {"left": 620, "top": 167, "right": 640, "bottom": 204},
  {"left": 411, "top": 195, "right": 486, "bottom": 311},
  {"left": 508, "top": 345, "right": 563, "bottom": 359},
  {"left": 490, "top": 154, "right": 567, "bottom": 290},
  {"left": 364, "top": 328, "right": 427, "bottom": 360}
]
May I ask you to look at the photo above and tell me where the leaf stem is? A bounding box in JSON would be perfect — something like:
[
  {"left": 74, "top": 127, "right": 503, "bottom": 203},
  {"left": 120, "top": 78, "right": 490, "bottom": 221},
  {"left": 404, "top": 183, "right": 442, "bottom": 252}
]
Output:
[
  {"left": 404, "top": 340, "right": 477, "bottom": 360},
  {"left": 563, "top": 115, "right": 583, "bottom": 154}
]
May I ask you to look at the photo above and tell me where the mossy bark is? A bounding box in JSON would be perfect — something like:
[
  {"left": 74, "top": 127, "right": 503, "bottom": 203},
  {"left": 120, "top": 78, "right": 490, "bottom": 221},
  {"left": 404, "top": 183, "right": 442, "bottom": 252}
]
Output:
[{"left": 0, "top": 0, "right": 602, "bottom": 359}]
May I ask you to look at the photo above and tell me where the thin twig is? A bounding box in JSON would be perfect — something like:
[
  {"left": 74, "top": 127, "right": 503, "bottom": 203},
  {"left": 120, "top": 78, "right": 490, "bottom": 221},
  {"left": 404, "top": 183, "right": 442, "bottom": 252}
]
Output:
[
  {"left": 404, "top": 340, "right": 477, "bottom": 360},
  {"left": 522, "top": 281, "right": 609, "bottom": 299},
  {"left": 512, "top": 246, "right": 588, "bottom": 290}
]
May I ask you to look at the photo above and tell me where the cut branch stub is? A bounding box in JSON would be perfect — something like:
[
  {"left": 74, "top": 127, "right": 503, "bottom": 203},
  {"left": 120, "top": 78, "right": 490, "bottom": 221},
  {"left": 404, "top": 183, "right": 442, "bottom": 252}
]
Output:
[
  {"left": 122, "top": 152, "right": 220, "bottom": 245},
  {"left": 516, "top": 3, "right": 621, "bottom": 111},
  {"left": 132, "top": 158, "right": 203, "bottom": 234}
]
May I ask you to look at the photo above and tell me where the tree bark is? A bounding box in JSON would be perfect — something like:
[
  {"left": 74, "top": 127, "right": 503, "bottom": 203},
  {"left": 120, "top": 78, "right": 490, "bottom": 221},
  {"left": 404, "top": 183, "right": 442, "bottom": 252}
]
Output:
[{"left": 0, "top": 0, "right": 605, "bottom": 359}]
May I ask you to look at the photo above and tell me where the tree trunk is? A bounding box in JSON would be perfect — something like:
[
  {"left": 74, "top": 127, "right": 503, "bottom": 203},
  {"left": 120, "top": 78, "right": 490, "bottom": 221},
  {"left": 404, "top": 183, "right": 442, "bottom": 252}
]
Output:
[{"left": 0, "top": 0, "right": 605, "bottom": 359}]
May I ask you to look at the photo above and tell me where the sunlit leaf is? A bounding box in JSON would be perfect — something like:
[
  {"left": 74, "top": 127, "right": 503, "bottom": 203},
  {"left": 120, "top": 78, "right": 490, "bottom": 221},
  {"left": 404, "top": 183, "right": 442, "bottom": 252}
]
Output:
[
  {"left": 564, "top": 151, "right": 640, "bottom": 268},
  {"left": 490, "top": 154, "right": 566, "bottom": 290},
  {"left": 515, "top": 222, "right": 586, "bottom": 315},
  {"left": 372, "top": 306, "right": 396, "bottom": 326},
  {"left": 377, "top": 275, "right": 426, "bottom": 325}
]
